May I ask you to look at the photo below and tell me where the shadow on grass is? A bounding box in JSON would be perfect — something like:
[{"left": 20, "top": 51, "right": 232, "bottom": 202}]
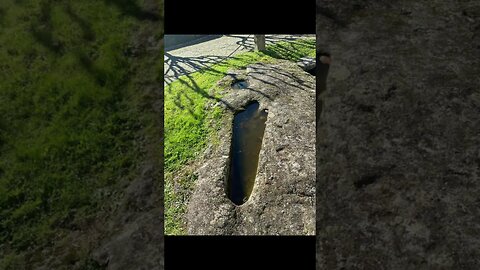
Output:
[
  {"left": 64, "top": 3, "right": 96, "bottom": 42},
  {"left": 28, "top": 0, "right": 134, "bottom": 88},
  {"left": 164, "top": 53, "right": 226, "bottom": 84},
  {"left": 164, "top": 35, "right": 310, "bottom": 83},
  {"left": 104, "top": 0, "right": 160, "bottom": 21},
  {"left": 263, "top": 39, "right": 316, "bottom": 61},
  {"left": 165, "top": 52, "right": 236, "bottom": 113},
  {"left": 76, "top": 52, "right": 109, "bottom": 87},
  {"left": 30, "top": 26, "right": 65, "bottom": 55},
  {"left": 226, "top": 35, "right": 301, "bottom": 52},
  {"left": 0, "top": 8, "right": 5, "bottom": 25},
  {"left": 30, "top": 1, "right": 65, "bottom": 55},
  {"left": 165, "top": 36, "right": 316, "bottom": 117},
  {"left": 31, "top": 1, "right": 99, "bottom": 53}
]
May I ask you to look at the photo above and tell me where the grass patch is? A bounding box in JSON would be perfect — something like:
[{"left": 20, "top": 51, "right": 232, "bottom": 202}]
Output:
[
  {"left": 0, "top": 0, "right": 161, "bottom": 266},
  {"left": 164, "top": 37, "right": 315, "bottom": 234}
]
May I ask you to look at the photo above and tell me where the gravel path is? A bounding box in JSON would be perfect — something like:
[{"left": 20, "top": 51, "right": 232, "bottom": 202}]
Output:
[{"left": 164, "top": 34, "right": 314, "bottom": 84}]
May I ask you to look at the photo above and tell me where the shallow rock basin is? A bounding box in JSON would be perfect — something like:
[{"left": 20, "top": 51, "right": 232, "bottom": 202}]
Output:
[{"left": 231, "top": 80, "right": 249, "bottom": 89}]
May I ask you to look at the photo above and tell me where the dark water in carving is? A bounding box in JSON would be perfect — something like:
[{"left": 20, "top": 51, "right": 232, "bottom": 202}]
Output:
[
  {"left": 227, "top": 102, "right": 268, "bottom": 205},
  {"left": 231, "top": 80, "right": 249, "bottom": 89},
  {"left": 307, "top": 67, "right": 316, "bottom": 76}
]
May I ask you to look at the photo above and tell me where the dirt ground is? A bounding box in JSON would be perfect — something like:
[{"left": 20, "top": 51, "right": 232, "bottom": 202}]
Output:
[{"left": 316, "top": 0, "right": 480, "bottom": 268}]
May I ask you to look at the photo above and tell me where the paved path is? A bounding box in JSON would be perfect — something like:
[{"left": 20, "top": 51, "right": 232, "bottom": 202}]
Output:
[{"left": 164, "top": 34, "right": 315, "bottom": 84}]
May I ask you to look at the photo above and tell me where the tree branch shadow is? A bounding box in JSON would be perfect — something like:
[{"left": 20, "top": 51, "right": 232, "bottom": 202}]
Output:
[
  {"left": 103, "top": 0, "right": 160, "bottom": 21},
  {"left": 30, "top": 0, "right": 65, "bottom": 55},
  {"left": 164, "top": 35, "right": 315, "bottom": 118},
  {"left": 64, "top": 3, "right": 96, "bottom": 42},
  {"left": 164, "top": 35, "right": 312, "bottom": 83},
  {"left": 225, "top": 34, "right": 303, "bottom": 52},
  {"left": 164, "top": 53, "right": 227, "bottom": 84},
  {"left": 165, "top": 63, "right": 236, "bottom": 116},
  {"left": 28, "top": 0, "right": 139, "bottom": 89},
  {"left": 0, "top": 8, "right": 6, "bottom": 26}
]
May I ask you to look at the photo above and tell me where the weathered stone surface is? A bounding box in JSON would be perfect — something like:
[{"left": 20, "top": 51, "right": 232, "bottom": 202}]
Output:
[
  {"left": 91, "top": 210, "right": 163, "bottom": 270},
  {"left": 317, "top": 0, "right": 480, "bottom": 268},
  {"left": 91, "top": 161, "right": 164, "bottom": 270},
  {"left": 187, "top": 60, "right": 316, "bottom": 235}
]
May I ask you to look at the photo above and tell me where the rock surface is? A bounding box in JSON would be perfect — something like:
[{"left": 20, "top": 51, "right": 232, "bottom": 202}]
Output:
[
  {"left": 187, "top": 60, "right": 316, "bottom": 235},
  {"left": 91, "top": 162, "right": 163, "bottom": 270},
  {"left": 297, "top": 57, "right": 316, "bottom": 71},
  {"left": 317, "top": 0, "right": 480, "bottom": 268}
]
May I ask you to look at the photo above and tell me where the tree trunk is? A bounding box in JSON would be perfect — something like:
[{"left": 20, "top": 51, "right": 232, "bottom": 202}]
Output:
[{"left": 254, "top": 35, "right": 266, "bottom": 51}]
